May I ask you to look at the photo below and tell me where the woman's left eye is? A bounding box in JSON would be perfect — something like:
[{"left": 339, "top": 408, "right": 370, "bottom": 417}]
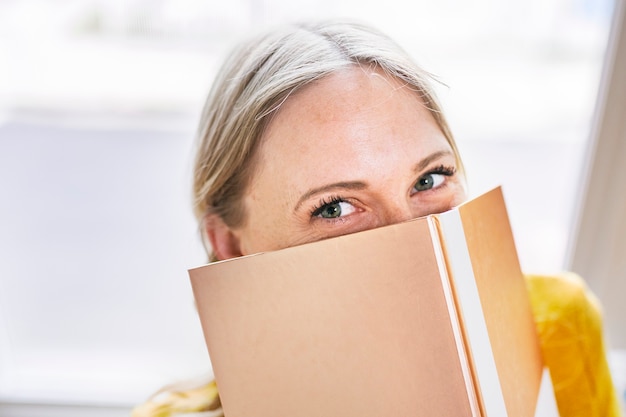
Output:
[
  {"left": 312, "top": 200, "right": 356, "bottom": 219},
  {"left": 413, "top": 173, "right": 446, "bottom": 192}
]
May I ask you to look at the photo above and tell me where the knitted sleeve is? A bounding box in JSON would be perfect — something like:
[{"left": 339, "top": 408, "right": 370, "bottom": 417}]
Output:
[
  {"left": 131, "top": 379, "right": 223, "bottom": 417},
  {"left": 525, "top": 272, "right": 623, "bottom": 417}
]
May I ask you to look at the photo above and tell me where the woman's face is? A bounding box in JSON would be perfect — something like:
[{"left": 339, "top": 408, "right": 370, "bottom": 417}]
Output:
[{"left": 208, "top": 66, "right": 467, "bottom": 260}]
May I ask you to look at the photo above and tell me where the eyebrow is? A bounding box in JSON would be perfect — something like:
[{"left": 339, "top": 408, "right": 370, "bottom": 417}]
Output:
[
  {"left": 413, "top": 150, "right": 455, "bottom": 173},
  {"left": 294, "top": 149, "right": 455, "bottom": 212}
]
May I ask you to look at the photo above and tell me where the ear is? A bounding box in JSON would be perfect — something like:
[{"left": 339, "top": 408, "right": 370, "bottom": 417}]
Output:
[{"left": 203, "top": 215, "right": 244, "bottom": 261}]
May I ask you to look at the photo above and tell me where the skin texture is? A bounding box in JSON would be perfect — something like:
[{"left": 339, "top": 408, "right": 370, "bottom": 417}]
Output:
[{"left": 206, "top": 66, "right": 468, "bottom": 260}]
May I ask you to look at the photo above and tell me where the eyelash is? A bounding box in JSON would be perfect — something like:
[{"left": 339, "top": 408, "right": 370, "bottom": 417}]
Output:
[
  {"left": 425, "top": 164, "right": 456, "bottom": 178},
  {"left": 412, "top": 164, "right": 456, "bottom": 193},
  {"left": 310, "top": 195, "right": 346, "bottom": 217},
  {"left": 308, "top": 164, "right": 457, "bottom": 218}
]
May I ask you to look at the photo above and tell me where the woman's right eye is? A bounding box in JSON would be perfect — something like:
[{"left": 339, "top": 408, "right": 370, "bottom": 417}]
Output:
[{"left": 312, "top": 199, "right": 356, "bottom": 219}]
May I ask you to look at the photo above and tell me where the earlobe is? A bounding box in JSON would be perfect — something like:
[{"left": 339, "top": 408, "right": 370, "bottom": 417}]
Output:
[{"left": 204, "top": 215, "right": 244, "bottom": 261}]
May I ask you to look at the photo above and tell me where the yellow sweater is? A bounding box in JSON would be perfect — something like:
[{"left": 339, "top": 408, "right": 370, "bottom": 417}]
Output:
[
  {"left": 526, "top": 272, "right": 622, "bottom": 417},
  {"left": 133, "top": 273, "right": 623, "bottom": 417}
]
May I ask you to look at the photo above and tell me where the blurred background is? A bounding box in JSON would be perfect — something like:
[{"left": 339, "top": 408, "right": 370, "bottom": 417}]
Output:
[{"left": 0, "top": 0, "right": 624, "bottom": 415}]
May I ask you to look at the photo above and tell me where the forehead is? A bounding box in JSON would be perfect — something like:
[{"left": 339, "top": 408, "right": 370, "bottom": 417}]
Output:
[
  {"left": 256, "top": 66, "right": 448, "bottom": 166},
  {"left": 240, "top": 64, "right": 455, "bottom": 225},
  {"left": 274, "top": 67, "right": 422, "bottom": 126}
]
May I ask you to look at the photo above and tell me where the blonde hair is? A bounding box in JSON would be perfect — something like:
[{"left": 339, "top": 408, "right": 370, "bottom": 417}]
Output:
[{"left": 192, "top": 20, "right": 464, "bottom": 260}]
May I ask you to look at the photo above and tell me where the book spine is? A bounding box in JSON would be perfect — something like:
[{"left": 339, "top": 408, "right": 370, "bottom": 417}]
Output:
[{"left": 433, "top": 212, "right": 508, "bottom": 417}]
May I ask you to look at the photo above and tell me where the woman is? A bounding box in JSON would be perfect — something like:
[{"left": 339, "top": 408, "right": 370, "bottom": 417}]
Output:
[{"left": 133, "top": 20, "right": 622, "bottom": 417}]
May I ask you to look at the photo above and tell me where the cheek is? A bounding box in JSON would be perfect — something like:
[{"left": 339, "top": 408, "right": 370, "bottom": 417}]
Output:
[
  {"left": 451, "top": 182, "right": 468, "bottom": 207},
  {"left": 447, "top": 182, "right": 468, "bottom": 210},
  {"left": 416, "top": 183, "right": 467, "bottom": 217},
  {"left": 237, "top": 192, "right": 295, "bottom": 255}
]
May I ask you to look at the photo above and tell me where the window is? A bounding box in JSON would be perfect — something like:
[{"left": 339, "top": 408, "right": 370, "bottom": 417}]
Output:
[{"left": 0, "top": 0, "right": 619, "bottom": 413}]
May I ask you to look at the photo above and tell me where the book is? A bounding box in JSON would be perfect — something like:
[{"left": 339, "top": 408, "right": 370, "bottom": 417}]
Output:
[{"left": 189, "top": 186, "right": 552, "bottom": 416}]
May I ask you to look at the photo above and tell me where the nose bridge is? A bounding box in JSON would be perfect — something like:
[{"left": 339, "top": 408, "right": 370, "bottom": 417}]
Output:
[{"left": 379, "top": 198, "right": 415, "bottom": 227}]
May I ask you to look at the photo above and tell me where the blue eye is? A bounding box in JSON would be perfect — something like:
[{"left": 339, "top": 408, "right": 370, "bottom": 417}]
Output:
[
  {"left": 312, "top": 198, "right": 356, "bottom": 219},
  {"left": 414, "top": 165, "right": 456, "bottom": 193},
  {"left": 317, "top": 202, "right": 342, "bottom": 218},
  {"left": 414, "top": 173, "right": 446, "bottom": 192}
]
